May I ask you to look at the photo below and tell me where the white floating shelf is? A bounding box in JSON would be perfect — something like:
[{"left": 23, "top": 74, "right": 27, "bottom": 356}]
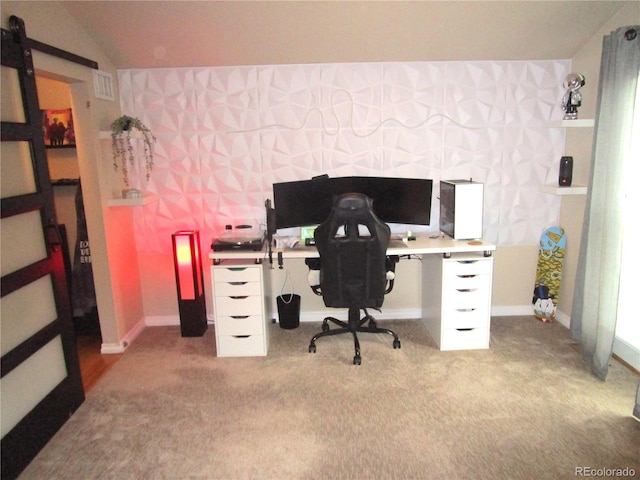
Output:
[
  {"left": 540, "top": 185, "right": 587, "bottom": 196},
  {"left": 548, "top": 119, "right": 595, "bottom": 128},
  {"left": 107, "top": 194, "right": 157, "bottom": 207}
]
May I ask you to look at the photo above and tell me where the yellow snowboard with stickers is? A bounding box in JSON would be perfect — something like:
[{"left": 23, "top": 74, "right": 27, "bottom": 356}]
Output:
[{"left": 532, "top": 226, "right": 566, "bottom": 322}]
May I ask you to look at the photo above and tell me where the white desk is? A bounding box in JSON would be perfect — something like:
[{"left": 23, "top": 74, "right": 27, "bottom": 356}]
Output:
[
  {"left": 208, "top": 236, "right": 496, "bottom": 355},
  {"left": 209, "top": 235, "right": 496, "bottom": 261}
]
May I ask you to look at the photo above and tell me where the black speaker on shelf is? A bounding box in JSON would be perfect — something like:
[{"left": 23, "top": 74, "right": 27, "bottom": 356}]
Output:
[{"left": 559, "top": 156, "right": 573, "bottom": 187}]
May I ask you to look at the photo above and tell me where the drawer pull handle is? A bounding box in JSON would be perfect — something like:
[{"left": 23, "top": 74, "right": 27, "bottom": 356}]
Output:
[
  {"left": 456, "top": 308, "right": 476, "bottom": 313},
  {"left": 229, "top": 282, "right": 248, "bottom": 286},
  {"left": 456, "top": 328, "right": 474, "bottom": 332},
  {"left": 231, "top": 315, "right": 250, "bottom": 319},
  {"left": 458, "top": 260, "right": 477, "bottom": 264},
  {"left": 228, "top": 268, "right": 247, "bottom": 271},
  {"left": 232, "top": 335, "right": 251, "bottom": 338},
  {"left": 458, "top": 274, "right": 476, "bottom": 279},
  {"left": 230, "top": 296, "right": 249, "bottom": 300},
  {"left": 456, "top": 288, "right": 477, "bottom": 293}
]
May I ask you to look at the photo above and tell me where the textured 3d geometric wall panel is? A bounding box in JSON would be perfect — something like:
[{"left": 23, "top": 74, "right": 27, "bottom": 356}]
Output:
[{"left": 118, "top": 60, "right": 569, "bottom": 254}]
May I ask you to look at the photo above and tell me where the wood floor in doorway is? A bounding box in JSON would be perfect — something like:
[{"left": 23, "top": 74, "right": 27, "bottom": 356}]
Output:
[{"left": 76, "top": 334, "right": 122, "bottom": 393}]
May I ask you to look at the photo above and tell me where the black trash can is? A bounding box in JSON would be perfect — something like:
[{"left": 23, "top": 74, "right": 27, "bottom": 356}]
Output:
[{"left": 277, "top": 294, "right": 300, "bottom": 329}]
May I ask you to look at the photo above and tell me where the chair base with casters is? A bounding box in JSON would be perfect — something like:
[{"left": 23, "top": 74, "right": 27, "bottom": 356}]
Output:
[{"left": 308, "top": 306, "right": 401, "bottom": 365}]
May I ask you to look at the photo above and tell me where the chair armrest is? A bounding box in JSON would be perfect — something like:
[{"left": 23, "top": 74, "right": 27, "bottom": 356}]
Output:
[
  {"left": 305, "top": 258, "right": 322, "bottom": 296},
  {"left": 385, "top": 255, "right": 400, "bottom": 294}
]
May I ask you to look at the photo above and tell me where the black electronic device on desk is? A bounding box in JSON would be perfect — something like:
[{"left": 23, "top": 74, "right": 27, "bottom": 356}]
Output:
[
  {"left": 212, "top": 224, "right": 265, "bottom": 251},
  {"left": 212, "top": 236, "right": 264, "bottom": 251}
]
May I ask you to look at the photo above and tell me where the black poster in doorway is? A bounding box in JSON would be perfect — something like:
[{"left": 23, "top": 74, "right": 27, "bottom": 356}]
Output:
[{"left": 72, "top": 181, "right": 98, "bottom": 333}]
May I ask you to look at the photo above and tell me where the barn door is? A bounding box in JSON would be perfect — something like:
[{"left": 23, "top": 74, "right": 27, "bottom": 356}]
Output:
[{"left": 1, "top": 16, "right": 84, "bottom": 480}]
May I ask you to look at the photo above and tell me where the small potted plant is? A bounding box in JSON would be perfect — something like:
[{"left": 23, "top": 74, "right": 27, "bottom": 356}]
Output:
[{"left": 111, "top": 115, "right": 156, "bottom": 198}]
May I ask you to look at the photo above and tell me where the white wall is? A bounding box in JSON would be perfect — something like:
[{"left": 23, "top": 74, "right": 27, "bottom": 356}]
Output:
[{"left": 119, "top": 60, "right": 570, "bottom": 321}]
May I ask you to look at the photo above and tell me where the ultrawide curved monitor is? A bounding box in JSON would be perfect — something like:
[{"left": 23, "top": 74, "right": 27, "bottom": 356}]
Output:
[{"left": 273, "top": 176, "right": 433, "bottom": 229}]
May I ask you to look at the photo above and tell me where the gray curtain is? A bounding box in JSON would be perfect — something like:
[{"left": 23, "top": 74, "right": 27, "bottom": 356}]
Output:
[{"left": 570, "top": 24, "right": 639, "bottom": 393}]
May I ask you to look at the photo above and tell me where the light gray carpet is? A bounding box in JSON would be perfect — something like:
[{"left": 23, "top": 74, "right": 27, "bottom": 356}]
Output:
[{"left": 19, "top": 316, "right": 640, "bottom": 480}]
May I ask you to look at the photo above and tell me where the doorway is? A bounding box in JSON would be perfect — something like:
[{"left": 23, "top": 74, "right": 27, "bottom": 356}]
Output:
[{"left": 36, "top": 75, "right": 111, "bottom": 390}]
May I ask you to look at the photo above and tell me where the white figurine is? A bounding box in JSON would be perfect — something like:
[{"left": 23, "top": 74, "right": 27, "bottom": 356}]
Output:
[
  {"left": 534, "top": 297, "right": 556, "bottom": 320},
  {"left": 561, "top": 73, "right": 586, "bottom": 120}
]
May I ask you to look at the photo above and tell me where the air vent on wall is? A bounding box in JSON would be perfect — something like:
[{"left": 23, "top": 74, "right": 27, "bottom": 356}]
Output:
[{"left": 93, "top": 69, "right": 115, "bottom": 101}]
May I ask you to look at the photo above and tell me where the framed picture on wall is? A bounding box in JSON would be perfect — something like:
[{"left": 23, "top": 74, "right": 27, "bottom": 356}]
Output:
[{"left": 41, "top": 108, "right": 75, "bottom": 148}]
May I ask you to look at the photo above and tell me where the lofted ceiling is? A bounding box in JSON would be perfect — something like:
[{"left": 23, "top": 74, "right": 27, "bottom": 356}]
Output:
[{"left": 60, "top": 1, "right": 629, "bottom": 69}]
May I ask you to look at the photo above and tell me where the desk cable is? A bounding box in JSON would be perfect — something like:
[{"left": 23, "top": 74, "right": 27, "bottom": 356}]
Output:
[
  {"left": 278, "top": 263, "right": 296, "bottom": 304},
  {"left": 226, "top": 88, "right": 482, "bottom": 137}
]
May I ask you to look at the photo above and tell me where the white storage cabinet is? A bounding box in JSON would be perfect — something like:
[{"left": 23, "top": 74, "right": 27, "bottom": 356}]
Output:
[
  {"left": 211, "top": 260, "right": 271, "bottom": 357},
  {"left": 422, "top": 253, "right": 493, "bottom": 350}
]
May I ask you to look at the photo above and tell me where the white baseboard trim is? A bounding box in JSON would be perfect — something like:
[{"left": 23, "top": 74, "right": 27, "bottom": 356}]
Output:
[
  {"left": 554, "top": 310, "right": 571, "bottom": 329},
  {"left": 145, "top": 306, "right": 559, "bottom": 330},
  {"left": 100, "top": 317, "right": 146, "bottom": 354},
  {"left": 275, "top": 308, "right": 424, "bottom": 324},
  {"left": 122, "top": 317, "right": 146, "bottom": 347},
  {"left": 217, "top": 306, "right": 551, "bottom": 326},
  {"left": 613, "top": 337, "right": 640, "bottom": 371},
  {"left": 491, "top": 305, "right": 533, "bottom": 317},
  {"left": 145, "top": 315, "right": 180, "bottom": 327},
  {"left": 489, "top": 305, "right": 571, "bottom": 329},
  {"left": 100, "top": 342, "right": 126, "bottom": 354},
  {"left": 145, "top": 315, "right": 216, "bottom": 326}
]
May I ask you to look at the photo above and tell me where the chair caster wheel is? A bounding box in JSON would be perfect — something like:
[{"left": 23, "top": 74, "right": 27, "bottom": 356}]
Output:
[
  {"left": 393, "top": 339, "right": 401, "bottom": 349},
  {"left": 353, "top": 355, "right": 361, "bottom": 365},
  {"left": 309, "top": 344, "right": 316, "bottom": 353}
]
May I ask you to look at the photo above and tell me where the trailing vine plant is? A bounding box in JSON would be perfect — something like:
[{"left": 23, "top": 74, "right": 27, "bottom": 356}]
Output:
[{"left": 111, "top": 115, "right": 156, "bottom": 189}]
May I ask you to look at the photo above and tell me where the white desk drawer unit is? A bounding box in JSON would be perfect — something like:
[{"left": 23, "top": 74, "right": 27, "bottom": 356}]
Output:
[
  {"left": 211, "top": 260, "right": 270, "bottom": 357},
  {"left": 422, "top": 253, "right": 493, "bottom": 350}
]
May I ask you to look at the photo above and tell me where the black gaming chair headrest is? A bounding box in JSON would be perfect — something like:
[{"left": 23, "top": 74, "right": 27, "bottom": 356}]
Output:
[{"left": 334, "top": 193, "right": 372, "bottom": 211}]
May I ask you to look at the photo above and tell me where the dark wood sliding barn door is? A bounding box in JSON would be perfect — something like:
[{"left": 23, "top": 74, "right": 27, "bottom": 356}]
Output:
[{"left": 1, "top": 16, "right": 84, "bottom": 480}]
